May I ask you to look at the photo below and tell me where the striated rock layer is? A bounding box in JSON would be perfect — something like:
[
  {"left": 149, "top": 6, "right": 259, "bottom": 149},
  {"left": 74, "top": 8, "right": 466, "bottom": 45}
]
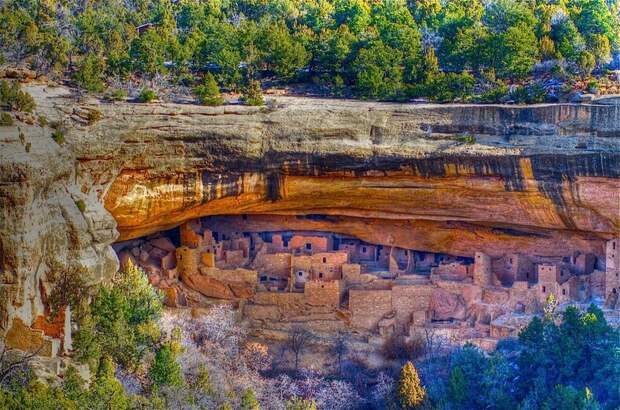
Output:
[
  {"left": 31, "top": 86, "right": 620, "bottom": 256},
  {"left": 1, "top": 84, "right": 619, "bottom": 353}
]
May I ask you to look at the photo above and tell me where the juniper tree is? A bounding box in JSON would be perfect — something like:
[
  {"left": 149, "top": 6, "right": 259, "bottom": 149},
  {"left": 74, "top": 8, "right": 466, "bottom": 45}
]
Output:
[
  {"left": 195, "top": 72, "right": 224, "bottom": 106},
  {"left": 397, "top": 361, "right": 426, "bottom": 409}
]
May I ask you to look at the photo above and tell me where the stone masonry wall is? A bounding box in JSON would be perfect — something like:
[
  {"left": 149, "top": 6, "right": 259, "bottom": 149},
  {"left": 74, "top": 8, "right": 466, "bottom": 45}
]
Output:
[
  {"left": 391, "top": 284, "right": 434, "bottom": 333},
  {"left": 304, "top": 280, "right": 341, "bottom": 307},
  {"left": 349, "top": 289, "right": 393, "bottom": 331}
]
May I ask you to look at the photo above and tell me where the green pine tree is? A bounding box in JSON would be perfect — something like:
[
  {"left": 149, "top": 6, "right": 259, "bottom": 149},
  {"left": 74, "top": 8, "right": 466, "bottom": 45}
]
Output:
[
  {"left": 61, "top": 366, "right": 88, "bottom": 407},
  {"left": 398, "top": 361, "right": 426, "bottom": 409},
  {"left": 240, "top": 388, "right": 260, "bottom": 410},
  {"left": 89, "top": 356, "right": 131, "bottom": 410},
  {"left": 195, "top": 73, "right": 225, "bottom": 106},
  {"left": 447, "top": 366, "right": 467, "bottom": 405},
  {"left": 148, "top": 344, "right": 184, "bottom": 388},
  {"left": 73, "top": 53, "right": 106, "bottom": 92},
  {"left": 241, "top": 80, "right": 264, "bottom": 106}
]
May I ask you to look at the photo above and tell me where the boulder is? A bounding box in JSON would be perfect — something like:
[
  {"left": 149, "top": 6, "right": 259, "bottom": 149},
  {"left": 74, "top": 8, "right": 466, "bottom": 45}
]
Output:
[
  {"left": 2, "top": 67, "right": 37, "bottom": 81},
  {"left": 161, "top": 252, "right": 177, "bottom": 270},
  {"left": 148, "top": 246, "right": 168, "bottom": 261},
  {"left": 430, "top": 288, "right": 466, "bottom": 321},
  {"left": 162, "top": 287, "right": 179, "bottom": 307},
  {"left": 229, "top": 282, "right": 255, "bottom": 299},
  {"left": 139, "top": 250, "right": 150, "bottom": 263},
  {"left": 180, "top": 271, "right": 235, "bottom": 299},
  {"left": 163, "top": 268, "right": 178, "bottom": 281},
  {"left": 141, "top": 243, "right": 153, "bottom": 253},
  {"left": 118, "top": 250, "right": 137, "bottom": 270},
  {"left": 148, "top": 273, "right": 160, "bottom": 287},
  {"left": 150, "top": 237, "right": 177, "bottom": 252}
]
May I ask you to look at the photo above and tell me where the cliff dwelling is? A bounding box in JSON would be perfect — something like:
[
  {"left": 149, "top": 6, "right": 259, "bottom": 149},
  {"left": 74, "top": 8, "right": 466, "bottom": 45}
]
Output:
[
  {"left": 113, "top": 214, "right": 620, "bottom": 351},
  {"left": 2, "top": 0, "right": 620, "bottom": 403},
  {"left": 1, "top": 74, "right": 619, "bottom": 408}
]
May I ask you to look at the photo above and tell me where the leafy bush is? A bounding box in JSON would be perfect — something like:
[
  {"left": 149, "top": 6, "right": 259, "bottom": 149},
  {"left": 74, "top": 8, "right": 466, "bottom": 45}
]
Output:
[
  {"left": 241, "top": 80, "right": 264, "bottom": 106},
  {"left": 586, "top": 80, "right": 599, "bottom": 94},
  {"left": 578, "top": 51, "right": 596, "bottom": 78},
  {"left": 0, "top": 81, "right": 35, "bottom": 112},
  {"left": 332, "top": 75, "right": 345, "bottom": 97},
  {"left": 352, "top": 40, "right": 403, "bottom": 99},
  {"left": 86, "top": 109, "right": 103, "bottom": 125},
  {"left": 45, "top": 261, "right": 90, "bottom": 318},
  {"left": 51, "top": 129, "right": 64, "bottom": 145},
  {"left": 0, "top": 112, "right": 13, "bottom": 126},
  {"left": 137, "top": 88, "right": 158, "bottom": 103},
  {"left": 194, "top": 73, "right": 224, "bottom": 106},
  {"left": 510, "top": 84, "right": 546, "bottom": 104},
  {"left": 286, "top": 397, "right": 317, "bottom": 410},
  {"left": 107, "top": 89, "right": 128, "bottom": 101},
  {"left": 0, "top": 0, "right": 616, "bottom": 104},
  {"left": 75, "top": 199, "right": 86, "bottom": 212},
  {"left": 424, "top": 72, "right": 475, "bottom": 103},
  {"left": 240, "top": 388, "right": 260, "bottom": 410},
  {"left": 478, "top": 85, "right": 509, "bottom": 103},
  {"left": 89, "top": 357, "right": 132, "bottom": 409},
  {"left": 456, "top": 133, "right": 476, "bottom": 144},
  {"left": 37, "top": 115, "right": 48, "bottom": 127},
  {"left": 0, "top": 359, "right": 137, "bottom": 410},
  {"left": 148, "top": 344, "right": 184, "bottom": 389}
]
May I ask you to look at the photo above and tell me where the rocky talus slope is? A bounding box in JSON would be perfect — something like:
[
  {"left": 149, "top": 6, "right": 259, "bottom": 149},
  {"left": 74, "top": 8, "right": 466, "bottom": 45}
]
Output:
[{"left": 0, "top": 83, "right": 619, "bottom": 354}]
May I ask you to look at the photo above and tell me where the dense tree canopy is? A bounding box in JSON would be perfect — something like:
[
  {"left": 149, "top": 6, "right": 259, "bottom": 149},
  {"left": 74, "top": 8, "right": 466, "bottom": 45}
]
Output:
[
  {"left": 439, "top": 304, "right": 620, "bottom": 409},
  {"left": 73, "top": 259, "right": 163, "bottom": 371},
  {"left": 0, "top": 0, "right": 617, "bottom": 100}
]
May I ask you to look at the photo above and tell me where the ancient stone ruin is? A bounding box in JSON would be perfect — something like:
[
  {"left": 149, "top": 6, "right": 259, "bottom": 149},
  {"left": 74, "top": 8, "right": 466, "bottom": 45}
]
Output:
[
  {"left": 1, "top": 84, "right": 618, "bottom": 370},
  {"left": 116, "top": 215, "right": 620, "bottom": 351}
]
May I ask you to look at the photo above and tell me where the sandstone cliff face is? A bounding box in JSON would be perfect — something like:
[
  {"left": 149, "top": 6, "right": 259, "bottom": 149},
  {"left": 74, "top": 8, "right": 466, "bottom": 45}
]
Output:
[
  {"left": 1, "top": 84, "right": 619, "bottom": 350},
  {"left": 0, "top": 93, "right": 118, "bottom": 352},
  {"left": 26, "top": 85, "right": 616, "bottom": 258}
]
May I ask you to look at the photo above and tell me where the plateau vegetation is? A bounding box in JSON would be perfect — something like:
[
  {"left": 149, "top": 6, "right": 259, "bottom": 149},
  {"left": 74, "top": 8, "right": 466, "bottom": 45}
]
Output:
[{"left": 0, "top": 0, "right": 618, "bottom": 102}]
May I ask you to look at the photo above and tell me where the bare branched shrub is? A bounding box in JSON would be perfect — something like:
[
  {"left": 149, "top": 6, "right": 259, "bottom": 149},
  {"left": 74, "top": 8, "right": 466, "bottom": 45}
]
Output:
[
  {"left": 157, "top": 309, "right": 367, "bottom": 409},
  {"left": 286, "top": 326, "right": 313, "bottom": 372},
  {"left": 0, "top": 339, "right": 42, "bottom": 388},
  {"left": 331, "top": 331, "right": 348, "bottom": 375},
  {"left": 381, "top": 335, "right": 427, "bottom": 361},
  {"left": 270, "top": 370, "right": 363, "bottom": 410},
  {"left": 242, "top": 342, "right": 272, "bottom": 372},
  {"left": 370, "top": 371, "right": 396, "bottom": 408}
]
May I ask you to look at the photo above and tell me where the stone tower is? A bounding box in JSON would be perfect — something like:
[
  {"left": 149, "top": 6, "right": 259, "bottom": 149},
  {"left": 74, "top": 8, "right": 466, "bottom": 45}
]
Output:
[
  {"left": 473, "top": 252, "right": 492, "bottom": 286},
  {"left": 176, "top": 246, "right": 199, "bottom": 278},
  {"left": 605, "top": 238, "right": 620, "bottom": 297}
]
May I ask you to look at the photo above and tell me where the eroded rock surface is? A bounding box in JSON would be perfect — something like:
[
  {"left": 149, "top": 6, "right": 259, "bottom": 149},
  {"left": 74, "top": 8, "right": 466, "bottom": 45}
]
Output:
[
  {"left": 0, "top": 109, "right": 118, "bottom": 353},
  {"left": 1, "top": 82, "right": 619, "bottom": 356},
  {"left": 29, "top": 86, "right": 616, "bottom": 258}
]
